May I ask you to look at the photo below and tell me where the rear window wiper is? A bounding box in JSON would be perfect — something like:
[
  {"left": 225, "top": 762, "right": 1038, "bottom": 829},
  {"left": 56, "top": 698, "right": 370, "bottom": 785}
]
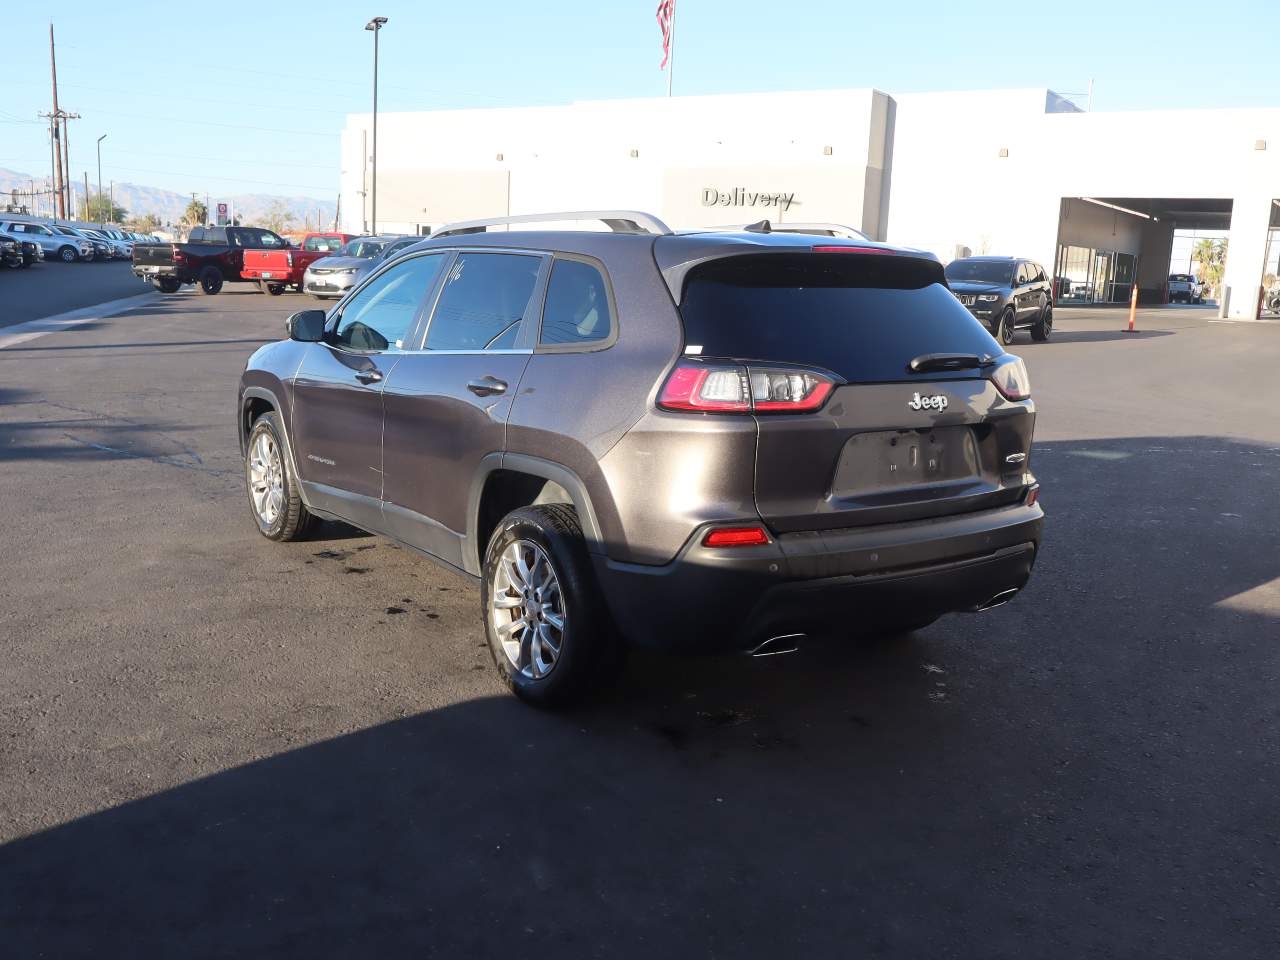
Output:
[{"left": 908, "top": 352, "right": 998, "bottom": 373}]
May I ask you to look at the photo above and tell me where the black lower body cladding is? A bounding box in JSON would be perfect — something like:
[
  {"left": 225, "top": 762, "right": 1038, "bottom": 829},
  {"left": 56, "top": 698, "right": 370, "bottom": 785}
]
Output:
[{"left": 593, "top": 502, "right": 1044, "bottom": 653}]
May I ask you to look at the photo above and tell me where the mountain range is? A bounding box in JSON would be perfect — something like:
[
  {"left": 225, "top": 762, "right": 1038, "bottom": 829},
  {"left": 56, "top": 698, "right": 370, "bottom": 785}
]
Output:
[{"left": 0, "top": 167, "right": 337, "bottom": 228}]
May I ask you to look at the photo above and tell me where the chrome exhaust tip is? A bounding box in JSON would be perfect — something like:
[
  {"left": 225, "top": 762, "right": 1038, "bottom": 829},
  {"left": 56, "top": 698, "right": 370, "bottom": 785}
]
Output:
[
  {"left": 970, "top": 587, "right": 1020, "bottom": 612},
  {"left": 750, "top": 633, "right": 805, "bottom": 657}
]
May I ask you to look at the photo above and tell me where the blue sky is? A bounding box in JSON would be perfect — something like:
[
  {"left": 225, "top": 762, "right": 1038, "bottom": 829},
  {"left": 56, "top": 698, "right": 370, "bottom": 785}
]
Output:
[{"left": 2, "top": 0, "right": 1276, "bottom": 202}]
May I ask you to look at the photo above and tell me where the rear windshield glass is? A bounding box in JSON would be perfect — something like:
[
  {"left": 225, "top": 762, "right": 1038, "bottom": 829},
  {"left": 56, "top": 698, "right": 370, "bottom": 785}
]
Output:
[
  {"left": 1169, "top": 274, "right": 1194, "bottom": 282},
  {"left": 679, "top": 253, "right": 1001, "bottom": 383},
  {"left": 944, "top": 260, "right": 1014, "bottom": 285}
]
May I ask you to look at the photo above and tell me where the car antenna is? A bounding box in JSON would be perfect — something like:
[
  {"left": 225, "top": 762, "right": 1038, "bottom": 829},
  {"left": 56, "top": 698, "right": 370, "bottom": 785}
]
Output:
[{"left": 742, "top": 219, "right": 772, "bottom": 233}]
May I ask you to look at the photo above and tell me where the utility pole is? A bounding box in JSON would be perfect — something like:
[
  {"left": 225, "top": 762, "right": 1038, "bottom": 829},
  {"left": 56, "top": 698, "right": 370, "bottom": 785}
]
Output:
[
  {"left": 48, "top": 23, "right": 65, "bottom": 218},
  {"left": 62, "top": 112, "right": 80, "bottom": 218},
  {"left": 97, "top": 134, "right": 106, "bottom": 223},
  {"left": 365, "top": 17, "right": 388, "bottom": 234}
]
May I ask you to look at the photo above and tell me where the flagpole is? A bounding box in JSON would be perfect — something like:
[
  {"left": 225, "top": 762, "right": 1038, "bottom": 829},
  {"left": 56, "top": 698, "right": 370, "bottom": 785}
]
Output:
[{"left": 666, "top": 0, "right": 676, "bottom": 98}]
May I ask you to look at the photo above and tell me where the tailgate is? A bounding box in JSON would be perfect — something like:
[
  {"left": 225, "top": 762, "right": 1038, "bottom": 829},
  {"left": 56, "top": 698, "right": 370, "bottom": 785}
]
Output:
[
  {"left": 754, "top": 380, "right": 1034, "bottom": 532},
  {"left": 132, "top": 244, "right": 174, "bottom": 267},
  {"left": 242, "top": 249, "right": 291, "bottom": 275},
  {"left": 674, "top": 250, "right": 1036, "bottom": 533}
]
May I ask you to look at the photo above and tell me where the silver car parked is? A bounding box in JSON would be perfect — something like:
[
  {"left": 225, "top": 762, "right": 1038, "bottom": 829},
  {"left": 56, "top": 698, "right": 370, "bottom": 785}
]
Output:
[
  {"left": 0, "top": 220, "right": 94, "bottom": 262},
  {"left": 302, "top": 234, "right": 418, "bottom": 299}
]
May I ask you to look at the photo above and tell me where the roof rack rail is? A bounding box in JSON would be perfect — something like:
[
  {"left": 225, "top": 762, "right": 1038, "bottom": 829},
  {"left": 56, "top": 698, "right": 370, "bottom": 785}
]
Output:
[{"left": 429, "top": 210, "right": 673, "bottom": 240}]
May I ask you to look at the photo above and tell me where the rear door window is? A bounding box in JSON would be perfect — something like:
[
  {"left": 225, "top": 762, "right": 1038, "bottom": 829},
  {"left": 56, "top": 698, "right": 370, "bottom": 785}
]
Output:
[
  {"left": 425, "top": 252, "right": 542, "bottom": 351},
  {"left": 539, "top": 258, "right": 613, "bottom": 348},
  {"left": 678, "top": 253, "right": 1002, "bottom": 384}
]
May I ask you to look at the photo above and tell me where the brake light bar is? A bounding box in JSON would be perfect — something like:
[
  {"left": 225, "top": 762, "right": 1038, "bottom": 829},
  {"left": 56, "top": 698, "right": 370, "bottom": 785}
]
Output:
[
  {"left": 811, "top": 245, "right": 898, "bottom": 255},
  {"left": 658, "top": 360, "right": 836, "bottom": 414},
  {"left": 703, "top": 526, "right": 771, "bottom": 547}
]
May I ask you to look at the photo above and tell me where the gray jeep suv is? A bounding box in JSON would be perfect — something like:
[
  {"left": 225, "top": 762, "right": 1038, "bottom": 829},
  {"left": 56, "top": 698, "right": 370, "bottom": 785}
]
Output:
[{"left": 239, "top": 211, "right": 1043, "bottom": 706}]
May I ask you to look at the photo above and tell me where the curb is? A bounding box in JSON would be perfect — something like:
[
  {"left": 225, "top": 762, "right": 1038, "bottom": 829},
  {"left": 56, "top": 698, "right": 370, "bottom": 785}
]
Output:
[{"left": 0, "top": 291, "right": 160, "bottom": 350}]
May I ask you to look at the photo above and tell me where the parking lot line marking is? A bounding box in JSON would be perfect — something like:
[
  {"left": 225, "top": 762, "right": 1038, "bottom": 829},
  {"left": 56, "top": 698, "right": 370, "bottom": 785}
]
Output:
[{"left": 0, "top": 292, "right": 159, "bottom": 350}]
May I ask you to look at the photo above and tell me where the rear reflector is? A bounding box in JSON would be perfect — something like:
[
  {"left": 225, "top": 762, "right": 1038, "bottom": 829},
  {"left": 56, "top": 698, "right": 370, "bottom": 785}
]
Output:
[{"left": 702, "top": 526, "right": 771, "bottom": 547}]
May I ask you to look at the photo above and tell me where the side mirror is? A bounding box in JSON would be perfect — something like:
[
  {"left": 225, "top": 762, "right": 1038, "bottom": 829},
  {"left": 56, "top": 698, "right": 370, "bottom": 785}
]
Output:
[{"left": 286, "top": 309, "right": 327, "bottom": 342}]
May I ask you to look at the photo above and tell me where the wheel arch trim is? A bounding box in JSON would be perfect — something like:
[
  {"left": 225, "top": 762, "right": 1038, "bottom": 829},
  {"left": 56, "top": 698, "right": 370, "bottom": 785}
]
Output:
[
  {"left": 240, "top": 385, "right": 310, "bottom": 509},
  {"left": 466, "top": 453, "right": 606, "bottom": 577}
]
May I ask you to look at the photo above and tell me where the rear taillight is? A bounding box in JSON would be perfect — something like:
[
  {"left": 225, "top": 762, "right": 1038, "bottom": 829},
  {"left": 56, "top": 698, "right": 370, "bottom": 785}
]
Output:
[
  {"left": 657, "top": 363, "right": 751, "bottom": 412},
  {"left": 657, "top": 360, "right": 835, "bottom": 414},
  {"left": 702, "top": 525, "right": 771, "bottom": 547},
  {"left": 172, "top": 246, "right": 186, "bottom": 264},
  {"left": 988, "top": 355, "right": 1031, "bottom": 401},
  {"left": 287, "top": 252, "right": 294, "bottom": 268},
  {"left": 1025, "top": 484, "right": 1040, "bottom": 507}
]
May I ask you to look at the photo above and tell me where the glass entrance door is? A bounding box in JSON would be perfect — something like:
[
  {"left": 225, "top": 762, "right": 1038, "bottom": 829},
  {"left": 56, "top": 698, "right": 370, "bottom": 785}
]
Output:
[
  {"left": 1091, "top": 252, "right": 1113, "bottom": 304},
  {"left": 1111, "top": 253, "right": 1136, "bottom": 303}
]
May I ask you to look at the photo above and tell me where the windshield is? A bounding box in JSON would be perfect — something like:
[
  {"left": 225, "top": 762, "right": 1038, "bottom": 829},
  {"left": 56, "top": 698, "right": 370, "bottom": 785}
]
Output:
[
  {"left": 339, "top": 238, "right": 390, "bottom": 258},
  {"left": 1169, "top": 274, "right": 1194, "bottom": 283},
  {"left": 679, "top": 253, "right": 1002, "bottom": 383},
  {"left": 945, "top": 260, "right": 1014, "bottom": 285}
]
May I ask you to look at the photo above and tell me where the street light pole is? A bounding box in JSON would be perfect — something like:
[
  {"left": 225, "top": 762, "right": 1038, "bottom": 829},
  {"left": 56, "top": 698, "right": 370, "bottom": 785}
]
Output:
[
  {"left": 97, "top": 134, "right": 106, "bottom": 223},
  {"left": 365, "top": 16, "right": 388, "bottom": 234}
]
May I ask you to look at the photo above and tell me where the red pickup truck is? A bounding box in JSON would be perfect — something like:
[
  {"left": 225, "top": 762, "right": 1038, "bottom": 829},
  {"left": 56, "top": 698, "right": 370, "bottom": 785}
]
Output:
[{"left": 241, "top": 232, "right": 355, "bottom": 295}]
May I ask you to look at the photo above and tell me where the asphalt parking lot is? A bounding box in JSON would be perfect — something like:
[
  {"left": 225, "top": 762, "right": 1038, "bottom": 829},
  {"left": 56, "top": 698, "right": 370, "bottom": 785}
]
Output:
[
  {"left": 1, "top": 290, "right": 1277, "bottom": 957},
  {"left": 1, "top": 260, "right": 146, "bottom": 329}
]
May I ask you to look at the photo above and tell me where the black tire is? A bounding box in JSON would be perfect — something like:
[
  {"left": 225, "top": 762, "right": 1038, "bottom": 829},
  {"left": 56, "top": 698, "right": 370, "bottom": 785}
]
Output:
[
  {"left": 994, "top": 308, "right": 1016, "bottom": 346},
  {"left": 245, "top": 412, "right": 313, "bottom": 542},
  {"left": 199, "top": 266, "right": 224, "bottom": 295},
  {"left": 152, "top": 277, "right": 181, "bottom": 294},
  {"left": 267, "top": 282, "right": 284, "bottom": 296},
  {"left": 1031, "top": 299, "right": 1052, "bottom": 341},
  {"left": 481, "top": 504, "right": 622, "bottom": 708},
  {"left": 58, "top": 245, "right": 77, "bottom": 263}
]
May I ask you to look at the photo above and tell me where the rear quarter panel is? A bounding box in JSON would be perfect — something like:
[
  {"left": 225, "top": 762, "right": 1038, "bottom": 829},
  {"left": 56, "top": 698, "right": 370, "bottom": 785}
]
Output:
[{"left": 504, "top": 237, "right": 758, "bottom": 565}]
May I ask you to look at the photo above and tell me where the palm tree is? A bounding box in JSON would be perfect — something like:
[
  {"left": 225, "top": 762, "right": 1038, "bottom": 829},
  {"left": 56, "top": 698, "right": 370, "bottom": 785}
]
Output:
[{"left": 1192, "top": 238, "right": 1227, "bottom": 296}]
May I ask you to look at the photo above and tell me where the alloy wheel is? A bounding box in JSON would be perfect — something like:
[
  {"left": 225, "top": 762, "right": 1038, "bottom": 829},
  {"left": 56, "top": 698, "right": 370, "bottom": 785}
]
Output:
[
  {"left": 247, "top": 431, "right": 285, "bottom": 526},
  {"left": 490, "top": 539, "right": 566, "bottom": 680}
]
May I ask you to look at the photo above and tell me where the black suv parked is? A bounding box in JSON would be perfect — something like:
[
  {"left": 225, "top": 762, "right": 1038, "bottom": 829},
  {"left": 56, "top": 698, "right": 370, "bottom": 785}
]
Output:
[
  {"left": 239, "top": 212, "right": 1043, "bottom": 706},
  {"left": 946, "top": 256, "right": 1053, "bottom": 344}
]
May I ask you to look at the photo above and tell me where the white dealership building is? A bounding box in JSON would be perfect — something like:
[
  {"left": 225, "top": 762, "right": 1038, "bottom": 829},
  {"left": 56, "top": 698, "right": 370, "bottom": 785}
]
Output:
[{"left": 339, "top": 87, "right": 1280, "bottom": 320}]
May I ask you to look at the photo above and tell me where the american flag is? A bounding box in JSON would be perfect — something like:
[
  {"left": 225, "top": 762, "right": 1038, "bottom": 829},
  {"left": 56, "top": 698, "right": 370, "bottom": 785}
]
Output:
[{"left": 656, "top": 0, "right": 676, "bottom": 69}]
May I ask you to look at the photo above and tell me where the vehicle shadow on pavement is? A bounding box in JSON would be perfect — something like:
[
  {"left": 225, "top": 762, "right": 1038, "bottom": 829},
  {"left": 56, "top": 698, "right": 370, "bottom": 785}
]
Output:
[
  {"left": 1, "top": 436, "right": 1276, "bottom": 958},
  {"left": 1033, "top": 328, "right": 1175, "bottom": 343}
]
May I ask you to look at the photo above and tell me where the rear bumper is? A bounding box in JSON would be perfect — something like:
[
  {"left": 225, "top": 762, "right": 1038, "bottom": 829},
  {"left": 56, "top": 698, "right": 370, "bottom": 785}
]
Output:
[
  {"left": 593, "top": 501, "right": 1043, "bottom": 653},
  {"left": 133, "top": 265, "right": 185, "bottom": 282}
]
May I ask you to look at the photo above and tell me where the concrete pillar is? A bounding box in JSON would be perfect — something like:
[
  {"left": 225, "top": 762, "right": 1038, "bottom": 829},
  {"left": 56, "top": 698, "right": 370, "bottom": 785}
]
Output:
[
  {"left": 1222, "top": 194, "right": 1273, "bottom": 319},
  {"left": 1136, "top": 218, "right": 1175, "bottom": 303}
]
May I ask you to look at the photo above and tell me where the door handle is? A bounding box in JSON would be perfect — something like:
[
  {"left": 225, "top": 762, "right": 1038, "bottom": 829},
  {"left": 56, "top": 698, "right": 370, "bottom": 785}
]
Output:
[
  {"left": 355, "top": 369, "right": 383, "bottom": 385},
  {"left": 467, "top": 376, "right": 507, "bottom": 397}
]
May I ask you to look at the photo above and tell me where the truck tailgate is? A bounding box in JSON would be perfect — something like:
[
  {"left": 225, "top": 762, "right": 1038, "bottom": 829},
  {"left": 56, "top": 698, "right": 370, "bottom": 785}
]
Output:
[
  {"left": 241, "top": 249, "right": 295, "bottom": 279},
  {"left": 132, "top": 244, "right": 175, "bottom": 268}
]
